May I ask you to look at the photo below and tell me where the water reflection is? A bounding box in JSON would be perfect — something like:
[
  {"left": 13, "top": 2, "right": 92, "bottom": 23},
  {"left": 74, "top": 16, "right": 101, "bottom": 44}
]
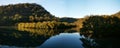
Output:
[
  {"left": 0, "top": 28, "right": 50, "bottom": 47},
  {"left": 0, "top": 27, "right": 83, "bottom": 48},
  {"left": 80, "top": 32, "right": 120, "bottom": 48},
  {"left": 38, "top": 33, "right": 84, "bottom": 48},
  {"left": 80, "top": 36, "right": 98, "bottom": 48},
  {"left": 17, "top": 27, "right": 59, "bottom": 37},
  {"left": 1, "top": 27, "right": 120, "bottom": 48}
]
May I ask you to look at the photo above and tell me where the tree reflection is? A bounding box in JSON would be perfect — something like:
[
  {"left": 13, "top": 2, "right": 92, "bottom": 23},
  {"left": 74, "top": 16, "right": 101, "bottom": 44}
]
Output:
[
  {"left": 80, "top": 33, "right": 120, "bottom": 48},
  {"left": 17, "top": 27, "right": 60, "bottom": 37},
  {"left": 0, "top": 28, "right": 65, "bottom": 47},
  {"left": 80, "top": 33, "right": 99, "bottom": 48}
]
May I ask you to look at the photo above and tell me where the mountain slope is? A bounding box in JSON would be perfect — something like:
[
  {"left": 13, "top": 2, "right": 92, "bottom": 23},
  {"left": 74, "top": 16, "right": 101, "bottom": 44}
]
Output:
[
  {"left": 0, "top": 3, "right": 57, "bottom": 25},
  {"left": 112, "top": 11, "right": 120, "bottom": 18}
]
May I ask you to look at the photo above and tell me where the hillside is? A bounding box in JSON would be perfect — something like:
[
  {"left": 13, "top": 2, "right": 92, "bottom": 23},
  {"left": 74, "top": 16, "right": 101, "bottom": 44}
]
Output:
[
  {"left": 0, "top": 3, "right": 58, "bottom": 25},
  {"left": 60, "top": 17, "right": 77, "bottom": 23},
  {"left": 112, "top": 11, "right": 120, "bottom": 18}
]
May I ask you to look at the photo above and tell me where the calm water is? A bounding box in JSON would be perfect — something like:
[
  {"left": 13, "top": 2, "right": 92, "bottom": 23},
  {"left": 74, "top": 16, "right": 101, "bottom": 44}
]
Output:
[
  {"left": 0, "top": 27, "right": 120, "bottom": 48},
  {"left": 37, "top": 33, "right": 84, "bottom": 48}
]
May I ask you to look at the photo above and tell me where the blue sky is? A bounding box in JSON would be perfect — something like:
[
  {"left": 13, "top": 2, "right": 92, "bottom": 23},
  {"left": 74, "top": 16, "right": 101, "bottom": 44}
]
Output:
[{"left": 0, "top": 0, "right": 120, "bottom": 18}]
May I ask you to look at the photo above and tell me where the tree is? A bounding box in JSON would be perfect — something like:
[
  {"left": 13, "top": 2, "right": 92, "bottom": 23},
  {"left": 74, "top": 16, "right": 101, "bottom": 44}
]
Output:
[
  {"left": 80, "top": 15, "right": 120, "bottom": 37},
  {"left": 29, "top": 16, "right": 34, "bottom": 21}
]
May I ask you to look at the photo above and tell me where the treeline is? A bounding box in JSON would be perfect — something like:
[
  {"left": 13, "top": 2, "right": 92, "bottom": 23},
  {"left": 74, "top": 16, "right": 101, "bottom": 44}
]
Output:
[
  {"left": 74, "top": 18, "right": 84, "bottom": 28},
  {"left": 60, "top": 17, "right": 77, "bottom": 23},
  {"left": 0, "top": 3, "right": 58, "bottom": 26},
  {"left": 80, "top": 15, "right": 120, "bottom": 38},
  {"left": 17, "top": 21, "right": 76, "bottom": 29}
]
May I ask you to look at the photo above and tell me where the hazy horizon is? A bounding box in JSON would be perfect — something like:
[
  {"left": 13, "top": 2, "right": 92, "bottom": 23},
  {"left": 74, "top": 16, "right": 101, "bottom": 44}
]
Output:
[{"left": 0, "top": 0, "right": 120, "bottom": 18}]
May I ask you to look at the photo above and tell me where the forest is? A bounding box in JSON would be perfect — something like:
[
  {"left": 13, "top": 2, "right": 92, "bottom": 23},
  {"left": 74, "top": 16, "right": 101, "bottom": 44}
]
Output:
[
  {"left": 0, "top": 3, "right": 76, "bottom": 29},
  {"left": 0, "top": 3, "right": 120, "bottom": 37},
  {"left": 80, "top": 14, "right": 120, "bottom": 38}
]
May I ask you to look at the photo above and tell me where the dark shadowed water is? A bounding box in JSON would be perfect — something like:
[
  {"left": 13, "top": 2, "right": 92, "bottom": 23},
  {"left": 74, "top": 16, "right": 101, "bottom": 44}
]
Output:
[{"left": 0, "top": 27, "right": 120, "bottom": 48}]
